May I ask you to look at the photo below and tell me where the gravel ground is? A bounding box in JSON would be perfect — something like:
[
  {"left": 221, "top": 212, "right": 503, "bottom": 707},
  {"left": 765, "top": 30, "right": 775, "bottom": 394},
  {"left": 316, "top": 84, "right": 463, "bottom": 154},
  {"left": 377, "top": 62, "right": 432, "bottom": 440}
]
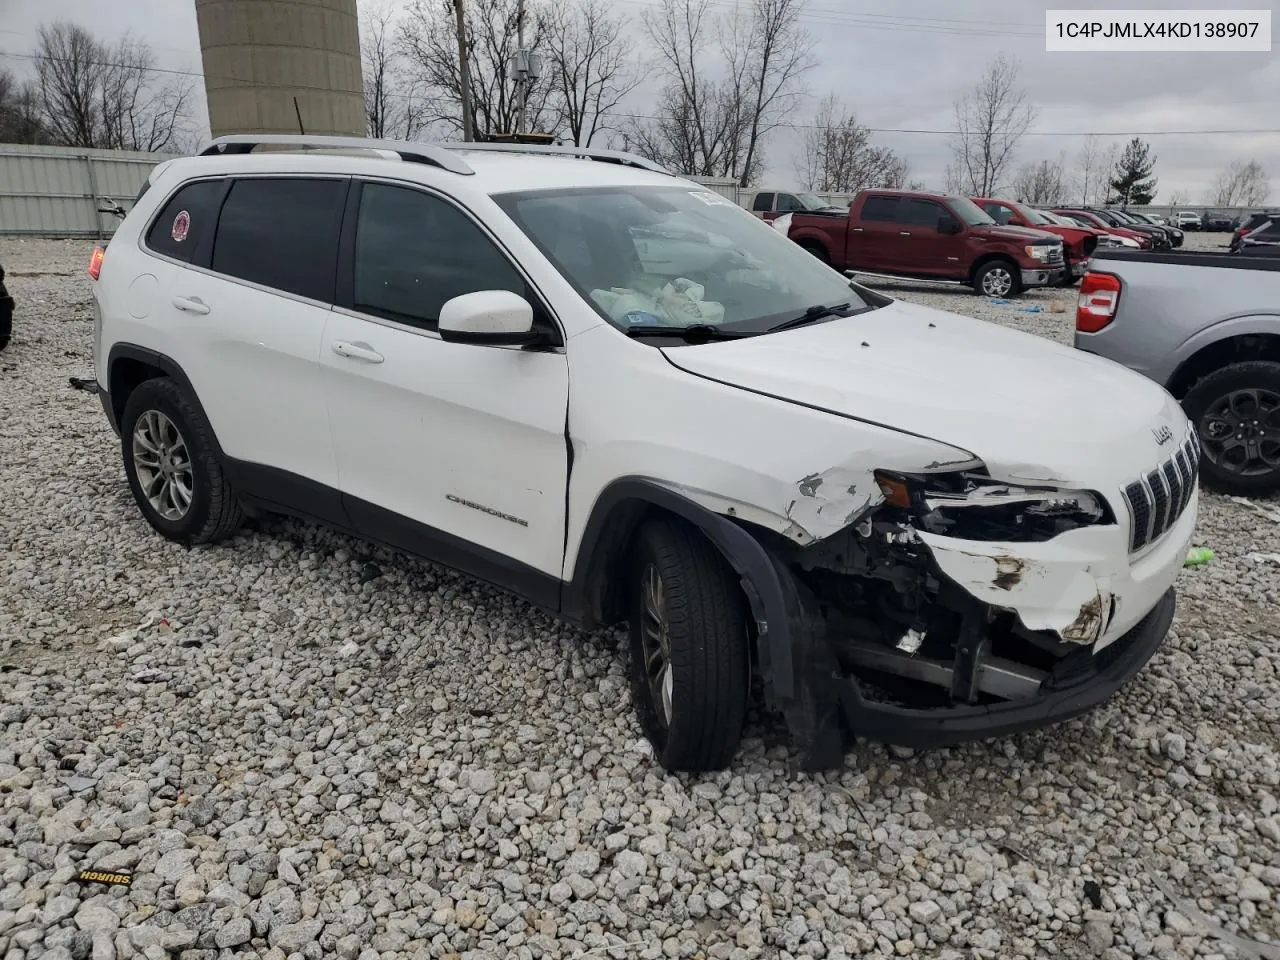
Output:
[{"left": 2, "top": 232, "right": 1278, "bottom": 960}]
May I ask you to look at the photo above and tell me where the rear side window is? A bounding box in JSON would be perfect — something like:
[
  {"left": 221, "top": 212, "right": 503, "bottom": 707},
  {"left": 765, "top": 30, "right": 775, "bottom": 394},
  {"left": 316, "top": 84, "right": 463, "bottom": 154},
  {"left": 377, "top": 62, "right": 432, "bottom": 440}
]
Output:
[
  {"left": 861, "top": 196, "right": 899, "bottom": 222},
  {"left": 211, "top": 178, "right": 347, "bottom": 302},
  {"left": 751, "top": 192, "right": 775, "bottom": 212},
  {"left": 145, "top": 179, "right": 224, "bottom": 263}
]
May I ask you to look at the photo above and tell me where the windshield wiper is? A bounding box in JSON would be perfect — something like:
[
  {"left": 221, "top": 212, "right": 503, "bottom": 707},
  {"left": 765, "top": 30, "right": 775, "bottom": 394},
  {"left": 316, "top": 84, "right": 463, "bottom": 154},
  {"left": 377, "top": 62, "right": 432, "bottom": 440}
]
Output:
[
  {"left": 624, "top": 324, "right": 751, "bottom": 342},
  {"left": 767, "top": 301, "right": 855, "bottom": 333}
]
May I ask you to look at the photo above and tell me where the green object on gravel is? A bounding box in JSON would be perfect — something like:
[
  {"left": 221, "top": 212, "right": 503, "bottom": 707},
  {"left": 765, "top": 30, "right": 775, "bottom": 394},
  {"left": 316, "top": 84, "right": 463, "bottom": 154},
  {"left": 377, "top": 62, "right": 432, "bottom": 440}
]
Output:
[{"left": 1184, "top": 547, "right": 1215, "bottom": 567}]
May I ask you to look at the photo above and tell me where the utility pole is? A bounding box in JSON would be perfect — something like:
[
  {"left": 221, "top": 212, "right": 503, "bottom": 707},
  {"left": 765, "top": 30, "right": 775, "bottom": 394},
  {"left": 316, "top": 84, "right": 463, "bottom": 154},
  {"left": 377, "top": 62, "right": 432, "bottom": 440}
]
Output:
[
  {"left": 515, "top": 0, "right": 528, "bottom": 135},
  {"left": 453, "top": 0, "right": 473, "bottom": 141}
]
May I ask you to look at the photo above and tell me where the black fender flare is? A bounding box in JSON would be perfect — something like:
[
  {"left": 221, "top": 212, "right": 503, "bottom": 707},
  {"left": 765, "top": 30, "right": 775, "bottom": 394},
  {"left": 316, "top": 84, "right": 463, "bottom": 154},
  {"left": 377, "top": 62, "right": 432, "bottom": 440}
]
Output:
[
  {"left": 561, "top": 478, "right": 849, "bottom": 767},
  {"left": 562, "top": 478, "right": 797, "bottom": 699},
  {"left": 104, "top": 344, "right": 221, "bottom": 453}
]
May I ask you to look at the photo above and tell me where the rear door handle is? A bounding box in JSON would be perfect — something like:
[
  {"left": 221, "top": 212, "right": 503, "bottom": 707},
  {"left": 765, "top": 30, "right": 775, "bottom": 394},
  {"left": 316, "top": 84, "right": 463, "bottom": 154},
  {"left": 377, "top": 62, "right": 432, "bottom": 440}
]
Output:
[
  {"left": 331, "top": 341, "right": 385, "bottom": 364},
  {"left": 172, "top": 296, "right": 210, "bottom": 315},
  {"left": 899, "top": 231, "right": 912, "bottom": 236}
]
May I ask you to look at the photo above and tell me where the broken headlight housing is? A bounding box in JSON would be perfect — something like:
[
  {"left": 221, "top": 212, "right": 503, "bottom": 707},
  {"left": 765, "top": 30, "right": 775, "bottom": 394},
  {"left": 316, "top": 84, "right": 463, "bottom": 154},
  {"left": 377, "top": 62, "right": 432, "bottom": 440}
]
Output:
[{"left": 873, "top": 470, "right": 1111, "bottom": 542}]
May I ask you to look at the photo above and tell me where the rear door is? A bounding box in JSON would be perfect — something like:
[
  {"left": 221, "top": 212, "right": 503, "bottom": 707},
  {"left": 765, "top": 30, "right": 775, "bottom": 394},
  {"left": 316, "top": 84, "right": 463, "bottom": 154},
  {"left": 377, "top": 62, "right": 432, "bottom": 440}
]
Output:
[
  {"left": 847, "top": 194, "right": 902, "bottom": 272},
  {"left": 145, "top": 175, "right": 347, "bottom": 520}
]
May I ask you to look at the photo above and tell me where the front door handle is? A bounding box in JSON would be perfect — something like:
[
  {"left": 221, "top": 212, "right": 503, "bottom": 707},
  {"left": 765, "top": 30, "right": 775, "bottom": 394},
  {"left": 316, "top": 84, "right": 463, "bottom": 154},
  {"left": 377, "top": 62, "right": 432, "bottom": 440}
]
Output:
[
  {"left": 331, "top": 340, "right": 385, "bottom": 364},
  {"left": 899, "top": 231, "right": 912, "bottom": 237},
  {"left": 172, "top": 296, "right": 210, "bottom": 315}
]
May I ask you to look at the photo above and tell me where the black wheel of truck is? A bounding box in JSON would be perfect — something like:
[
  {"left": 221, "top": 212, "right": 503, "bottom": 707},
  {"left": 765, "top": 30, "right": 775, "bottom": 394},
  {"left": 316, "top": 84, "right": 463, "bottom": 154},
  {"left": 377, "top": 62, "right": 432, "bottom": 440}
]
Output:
[
  {"left": 800, "top": 241, "right": 829, "bottom": 264},
  {"left": 1182, "top": 361, "right": 1280, "bottom": 496},
  {"left": 120, "top": 378, "right": 244, "bottom": 544},
  {"left": 627, "top": 517, "right": 750, "bottom": 772},
  {"left": 974, "top": 259, "right": 1021, "bottom": 297}
]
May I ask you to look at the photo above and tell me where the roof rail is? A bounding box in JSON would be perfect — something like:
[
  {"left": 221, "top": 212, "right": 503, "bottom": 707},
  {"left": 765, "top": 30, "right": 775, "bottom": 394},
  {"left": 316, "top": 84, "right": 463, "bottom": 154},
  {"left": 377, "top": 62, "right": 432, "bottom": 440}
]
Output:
[
  {"left": 198, "top": 134, "right": 476, "bottom": 175},
  {"left": 444, "top": 141, "right": 670, "bottom": 174}
]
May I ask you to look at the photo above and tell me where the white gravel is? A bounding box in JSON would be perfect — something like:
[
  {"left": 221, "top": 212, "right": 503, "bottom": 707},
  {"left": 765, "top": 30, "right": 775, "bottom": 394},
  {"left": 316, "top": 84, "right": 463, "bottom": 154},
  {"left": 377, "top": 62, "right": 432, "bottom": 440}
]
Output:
[{"left": 2, "top": 232, "right": 1278, "bottom": 960}]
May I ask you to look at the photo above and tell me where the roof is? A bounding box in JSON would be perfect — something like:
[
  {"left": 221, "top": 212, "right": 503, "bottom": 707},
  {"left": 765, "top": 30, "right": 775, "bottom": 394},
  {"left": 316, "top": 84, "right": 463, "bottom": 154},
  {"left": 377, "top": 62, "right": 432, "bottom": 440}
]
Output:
[{"left": 175, "top": 135, "right": 687, "bottom": 197}]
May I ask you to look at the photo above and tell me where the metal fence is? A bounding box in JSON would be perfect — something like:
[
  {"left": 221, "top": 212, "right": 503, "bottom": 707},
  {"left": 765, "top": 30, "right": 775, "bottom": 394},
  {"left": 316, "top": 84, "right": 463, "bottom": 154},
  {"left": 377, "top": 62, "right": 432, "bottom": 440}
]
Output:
[{"left": 0, "top": 144, "right": 177, "bottom": 238}]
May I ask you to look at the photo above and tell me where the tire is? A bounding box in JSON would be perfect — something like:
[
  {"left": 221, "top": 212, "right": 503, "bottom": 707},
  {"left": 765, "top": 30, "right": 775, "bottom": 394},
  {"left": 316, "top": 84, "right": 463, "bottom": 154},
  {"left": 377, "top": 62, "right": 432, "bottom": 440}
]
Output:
[
  {"left": 120, "top": 377, "right": 243, "bottom": 544},
  {"left": 800, "top": 241, "right": 829, "bottom": 264},
  {"left": 627, "top": 517, "right": 751, "bottom": 772},
  {"left": 1181, "top": 360, "right": 1280, "bottom": 497},
  {"left": 973, "top": 259, "right": 1021, "bottom": 297}
]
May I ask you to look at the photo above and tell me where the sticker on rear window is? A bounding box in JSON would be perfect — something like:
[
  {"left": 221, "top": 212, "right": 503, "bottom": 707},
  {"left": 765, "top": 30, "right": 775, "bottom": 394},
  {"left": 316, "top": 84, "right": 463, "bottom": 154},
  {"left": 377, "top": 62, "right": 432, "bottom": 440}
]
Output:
[
  {"left": 171, "top": 210, "right": 191, "bottom": 242},
  {"left": 689, "top": 190, "right": 733, "bottom": 206}
]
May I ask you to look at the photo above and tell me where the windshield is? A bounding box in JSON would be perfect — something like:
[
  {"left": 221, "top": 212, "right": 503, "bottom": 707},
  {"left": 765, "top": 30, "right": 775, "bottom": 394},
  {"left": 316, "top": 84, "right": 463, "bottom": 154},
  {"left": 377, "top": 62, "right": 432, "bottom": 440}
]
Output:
[
  {"left": 1108, "top": 210, "right": 1138, "bottom": 224},
  {"left": 493, "top": 185, "right": 872, "bottom": 334},
  {"left": 1014, "top": 203, "right": 1054, "bottom": 226},
  {"left": 948, "top": 196, "right": 997, "bottom": 225},
  {"left": 796, "top": 192, "right": 828, "bottom": 210}
]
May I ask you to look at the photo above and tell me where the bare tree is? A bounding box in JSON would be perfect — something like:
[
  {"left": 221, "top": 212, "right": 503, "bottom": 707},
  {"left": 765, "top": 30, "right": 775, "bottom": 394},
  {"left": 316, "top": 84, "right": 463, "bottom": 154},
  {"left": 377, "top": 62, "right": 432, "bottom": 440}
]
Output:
[
  {"left": 1166, "top": 190, "right": 1187, "bottom": 208},
  {"left": 1208, "top": 159, "right": 1270, "bottom": 207},
  {"left": 796, "top": 94, "right": 905, "bottom": 193},
  {"left": 31, "top": 21, "right": 191, "bottom": 151},
  {"left": 947, "top": 54, "right": 1035, "bottom": 196},
  {"left": 362, "top": 2, "right": 431, "bottom": 139},
  {"left": 542, "top": 0, "right": 639, "bottom": 146},
  {"left": 626, "top": 0, "right": 811, "bottom": 184},
  {"left": 1071, "top": 134, "right": 1105, "bottom": 205},
  {"left": 1012, "top": 157, "right": 1066, "bottom": 204},
  {"left": 399, "top": 0, "right": 556, "bottom": 139},
  {"left": 0, "top": 68, "right": 47, "bottom": 144}
]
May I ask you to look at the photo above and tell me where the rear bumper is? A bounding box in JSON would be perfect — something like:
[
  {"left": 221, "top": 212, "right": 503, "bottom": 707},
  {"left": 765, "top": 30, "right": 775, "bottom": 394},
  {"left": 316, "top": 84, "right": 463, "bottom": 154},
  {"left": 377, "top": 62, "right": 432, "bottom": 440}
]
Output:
[{"left": 1021, "top": 267, "right": 1064, "bottom": 287}]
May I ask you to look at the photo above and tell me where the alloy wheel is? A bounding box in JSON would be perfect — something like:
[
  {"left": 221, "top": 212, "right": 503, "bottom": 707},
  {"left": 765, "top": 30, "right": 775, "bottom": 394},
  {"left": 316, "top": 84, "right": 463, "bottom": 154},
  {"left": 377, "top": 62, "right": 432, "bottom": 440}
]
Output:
[
  {"left": 131, "top": 409, "right": 194, "bottom": 521},
  {"left": 639, "top": 563, "right": 674, "bottom": 730},
  {"left": 982, "top": 267, "right": 1013, "bottom": 297},
  {"left": 1199, "top": 388, "right": 1280, "bottom": 477}
]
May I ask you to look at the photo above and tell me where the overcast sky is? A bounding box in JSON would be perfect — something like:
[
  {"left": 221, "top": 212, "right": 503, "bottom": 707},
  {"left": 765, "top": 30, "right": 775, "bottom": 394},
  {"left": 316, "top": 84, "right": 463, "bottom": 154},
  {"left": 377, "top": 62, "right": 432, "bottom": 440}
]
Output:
[{"left": 2, "top": 0, "right": 1276, "bottom": 202}]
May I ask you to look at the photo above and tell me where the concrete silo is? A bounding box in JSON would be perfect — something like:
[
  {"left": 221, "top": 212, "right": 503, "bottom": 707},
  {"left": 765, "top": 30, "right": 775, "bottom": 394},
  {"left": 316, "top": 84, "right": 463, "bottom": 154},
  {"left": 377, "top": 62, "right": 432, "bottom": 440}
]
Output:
[{"left": 194, "top": 0, "right": 365, "bottom": 139}]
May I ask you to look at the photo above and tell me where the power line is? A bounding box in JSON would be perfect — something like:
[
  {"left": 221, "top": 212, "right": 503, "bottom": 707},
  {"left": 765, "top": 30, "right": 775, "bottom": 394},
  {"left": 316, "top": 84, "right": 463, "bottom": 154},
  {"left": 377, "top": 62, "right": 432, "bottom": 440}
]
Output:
[{"left": 5, "top": 48, "right": 1278, "bottom": 139}]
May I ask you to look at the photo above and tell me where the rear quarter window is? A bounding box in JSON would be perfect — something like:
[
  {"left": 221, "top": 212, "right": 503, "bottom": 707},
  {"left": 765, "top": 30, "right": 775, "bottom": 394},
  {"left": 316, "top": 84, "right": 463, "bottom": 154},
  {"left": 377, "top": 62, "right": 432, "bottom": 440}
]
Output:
[{"left": 145, "top": 179, "right": 225, "bottom": 263}]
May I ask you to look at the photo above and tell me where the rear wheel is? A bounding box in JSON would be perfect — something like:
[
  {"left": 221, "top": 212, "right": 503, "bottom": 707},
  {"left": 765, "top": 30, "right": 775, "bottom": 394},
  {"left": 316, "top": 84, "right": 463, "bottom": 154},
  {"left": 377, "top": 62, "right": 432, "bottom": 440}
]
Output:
[
  {"left": 1182, "top": 361, "right": 1280, "bottom": 496},
  {"left": 973, "top": 259, "right": 1021, "bottom": 297},
  {"left": 627, "top": 518, "right": 750, "bottom": 772},
  {"left": 120, "top": 378, "right": 244, "bottom": 544},
  {"left": 800, "top": 241, "right": 829, "bottom": 264}
]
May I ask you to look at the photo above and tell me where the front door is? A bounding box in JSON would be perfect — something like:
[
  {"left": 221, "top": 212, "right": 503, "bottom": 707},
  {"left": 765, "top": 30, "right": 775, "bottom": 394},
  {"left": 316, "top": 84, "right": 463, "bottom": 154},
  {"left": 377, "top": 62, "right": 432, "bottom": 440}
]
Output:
[
  {"left": 320, "top": 180, "right": 570, "bottom": 597},
  {"left": 897, "top": 197, "right": 964, "bottom": 277}
]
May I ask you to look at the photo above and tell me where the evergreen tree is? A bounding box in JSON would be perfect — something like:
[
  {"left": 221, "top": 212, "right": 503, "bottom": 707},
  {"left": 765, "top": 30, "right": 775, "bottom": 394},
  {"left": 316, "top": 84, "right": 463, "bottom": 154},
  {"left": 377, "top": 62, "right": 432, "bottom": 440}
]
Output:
[{"left": 1107, "top": 137, "right": 1158, "bottom": 207}]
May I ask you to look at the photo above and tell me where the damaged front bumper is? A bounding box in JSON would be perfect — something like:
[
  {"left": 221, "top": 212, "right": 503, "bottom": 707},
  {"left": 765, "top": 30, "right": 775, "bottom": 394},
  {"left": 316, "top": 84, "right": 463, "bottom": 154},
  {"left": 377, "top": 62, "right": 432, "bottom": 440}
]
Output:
[{"left": 723, "top": 482, "right": 1194, "bottom": 769}]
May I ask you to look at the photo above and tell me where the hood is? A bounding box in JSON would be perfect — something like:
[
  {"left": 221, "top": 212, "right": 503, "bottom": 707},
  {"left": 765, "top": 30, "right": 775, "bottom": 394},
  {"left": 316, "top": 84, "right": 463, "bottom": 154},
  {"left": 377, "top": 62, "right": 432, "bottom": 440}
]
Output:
[
  {"left": 661, "top": 299, "right": 1187, "bottom": 492},
  {"left": 972, "top": 223, "right": 1061, "bottom": 244}
]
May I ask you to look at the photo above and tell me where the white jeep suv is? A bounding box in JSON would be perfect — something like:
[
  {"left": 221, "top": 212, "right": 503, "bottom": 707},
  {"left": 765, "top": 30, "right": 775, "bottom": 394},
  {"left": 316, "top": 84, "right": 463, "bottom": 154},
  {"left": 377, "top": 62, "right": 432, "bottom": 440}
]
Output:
[{"left": 90, "top": 135, "right": 1199, "bottom": 772}]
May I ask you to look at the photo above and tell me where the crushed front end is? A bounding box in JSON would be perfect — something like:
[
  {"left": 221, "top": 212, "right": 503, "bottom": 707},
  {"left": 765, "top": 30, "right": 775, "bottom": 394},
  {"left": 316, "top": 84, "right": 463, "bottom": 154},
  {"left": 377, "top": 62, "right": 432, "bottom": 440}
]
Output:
[{"left": 760, "top": 431, "right": 1200, "bottom": 766}]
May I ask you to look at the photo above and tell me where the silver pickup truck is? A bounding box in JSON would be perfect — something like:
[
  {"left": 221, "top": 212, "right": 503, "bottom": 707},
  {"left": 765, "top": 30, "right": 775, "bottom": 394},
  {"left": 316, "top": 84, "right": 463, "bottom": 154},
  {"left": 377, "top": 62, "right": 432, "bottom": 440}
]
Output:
[{"left": 1074, "top": 249, "right": 1280, "bottom": 496}]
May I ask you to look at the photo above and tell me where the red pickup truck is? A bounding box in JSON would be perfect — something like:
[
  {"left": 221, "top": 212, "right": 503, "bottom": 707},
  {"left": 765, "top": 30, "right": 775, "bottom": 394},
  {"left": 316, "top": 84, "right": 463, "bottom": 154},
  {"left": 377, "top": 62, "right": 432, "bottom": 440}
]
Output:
[
  {"left": 972, "top": 197, "right": 1111, "bottom": 285},
  {"left": 786, "top": 189, "right": 1065, "bottom": 297}
]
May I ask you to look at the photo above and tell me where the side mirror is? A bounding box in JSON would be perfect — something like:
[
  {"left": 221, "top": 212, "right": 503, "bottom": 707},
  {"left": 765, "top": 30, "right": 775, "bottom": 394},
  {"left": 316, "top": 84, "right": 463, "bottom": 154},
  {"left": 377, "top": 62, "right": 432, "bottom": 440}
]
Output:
[
  {"left": 938, "top": 216, "right": 962, "bottom": 235},
  {"left": 438, "top": 290, "right": 547, "bottom": 347}
]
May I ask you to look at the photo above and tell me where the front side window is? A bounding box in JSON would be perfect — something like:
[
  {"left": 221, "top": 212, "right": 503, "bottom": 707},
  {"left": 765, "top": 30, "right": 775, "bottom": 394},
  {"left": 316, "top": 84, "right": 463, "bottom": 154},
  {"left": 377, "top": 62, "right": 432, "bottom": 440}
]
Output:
[
  {"left": 352, "top": 182, "right": 526, "bottom": 330},
  {"left": 494, "top": 185, "right": 873, "bottom": 334},
  {"left": 211, "top": 178, "right": 346, "bottom": 302},
  {"left": 776, "top": 193, "right": 805, "bottom": 212},
  {"left": 145, "top": 179, "right": 224, "bottom": 263},
  {"left": 900, "top": 198, "right": 944, "bottom": 228}
]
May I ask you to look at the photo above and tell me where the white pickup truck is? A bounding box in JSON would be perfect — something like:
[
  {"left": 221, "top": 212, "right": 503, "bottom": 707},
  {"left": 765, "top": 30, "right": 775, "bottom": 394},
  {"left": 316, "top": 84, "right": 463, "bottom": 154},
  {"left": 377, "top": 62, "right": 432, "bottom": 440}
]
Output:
[{"left": 1075, "top": 248, "right": 1280, "bottom": 495}]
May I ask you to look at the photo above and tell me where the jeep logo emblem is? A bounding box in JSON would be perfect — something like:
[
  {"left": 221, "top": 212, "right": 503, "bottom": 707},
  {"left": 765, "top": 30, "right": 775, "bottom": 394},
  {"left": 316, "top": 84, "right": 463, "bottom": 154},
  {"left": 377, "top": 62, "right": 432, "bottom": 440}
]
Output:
[{"left": 1152, "top": 425, "right": 1173, "bottom": 446}]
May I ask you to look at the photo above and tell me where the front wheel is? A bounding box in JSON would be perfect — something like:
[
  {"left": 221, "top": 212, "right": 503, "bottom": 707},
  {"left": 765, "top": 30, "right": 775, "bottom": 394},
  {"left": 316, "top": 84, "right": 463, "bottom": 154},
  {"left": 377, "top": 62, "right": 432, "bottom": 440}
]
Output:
[
  {"left": 627, "top": 518, "right": 750, "bottom": 772},
  {"left": 1182, "top": 361, "right": 1280, "bottom": 496},
  {"left": 800, "top": 242, "right": 829, "bottom": 264},
  {"left": 973, "top": 260, "right": 1021, "bottom": 298}
]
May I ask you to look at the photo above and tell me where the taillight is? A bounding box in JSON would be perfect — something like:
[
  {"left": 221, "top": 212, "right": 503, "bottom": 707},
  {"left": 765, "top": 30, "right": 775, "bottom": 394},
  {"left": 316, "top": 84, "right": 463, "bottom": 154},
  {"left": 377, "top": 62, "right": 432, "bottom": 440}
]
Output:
[
  {"left": 1076, "top": 271, "right": 1121, "bottom": 333},
  {"left": 88, "top": 246, "right": 105, "bottom": 281}
]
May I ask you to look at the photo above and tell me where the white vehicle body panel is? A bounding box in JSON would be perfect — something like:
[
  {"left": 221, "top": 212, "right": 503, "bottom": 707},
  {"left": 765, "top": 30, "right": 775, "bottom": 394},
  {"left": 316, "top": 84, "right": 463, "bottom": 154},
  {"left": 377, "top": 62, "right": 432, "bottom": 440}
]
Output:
[{"left": 92, "top": 143, "right": 1196, "bottom": 670}]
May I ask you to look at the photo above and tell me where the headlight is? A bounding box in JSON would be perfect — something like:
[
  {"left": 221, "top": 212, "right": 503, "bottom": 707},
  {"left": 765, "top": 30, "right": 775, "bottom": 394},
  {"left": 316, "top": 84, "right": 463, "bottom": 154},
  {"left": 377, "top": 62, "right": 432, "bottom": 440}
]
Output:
[
  {"left": 874, "top": 470, "right": 1109, "bottom": 542},
  {"left": 1025, "top": 245, "right": 1052, "bottom": 261},
  {"left": 1117, "top": 236, "right": 1139, "bottom": 247}
]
